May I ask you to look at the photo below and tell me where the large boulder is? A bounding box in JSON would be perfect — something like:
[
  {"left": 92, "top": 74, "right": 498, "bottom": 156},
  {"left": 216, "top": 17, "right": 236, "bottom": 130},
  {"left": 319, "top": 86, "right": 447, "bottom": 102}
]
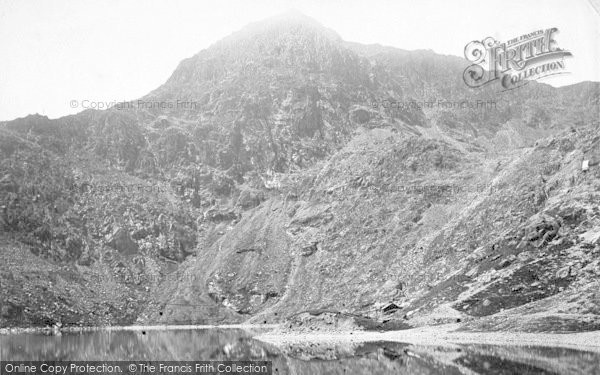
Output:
[
  {"left": 106, "top": 227, "right": 138, "bottom": 255},
  {"left": 203, "top": 208, "right": 238, "bottom": 223},
  {"left": 236, "top": 188, "right": 265, "bottom": 209},
  {"left": 350, "top": 108, "right": 371, "bottom": 125}
]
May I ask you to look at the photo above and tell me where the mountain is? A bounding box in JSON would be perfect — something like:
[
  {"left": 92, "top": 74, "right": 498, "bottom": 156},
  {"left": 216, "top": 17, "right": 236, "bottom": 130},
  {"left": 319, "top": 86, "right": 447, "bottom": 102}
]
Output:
[{"left": 1, "top": 12, "right": 599, "bottom": 332}]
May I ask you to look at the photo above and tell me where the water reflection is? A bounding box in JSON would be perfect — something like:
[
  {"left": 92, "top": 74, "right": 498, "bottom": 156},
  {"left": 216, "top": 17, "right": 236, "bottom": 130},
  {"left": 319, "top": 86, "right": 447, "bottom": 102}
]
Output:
[{"left": 1, "top": 330, "right": 599, "bottom": 374}]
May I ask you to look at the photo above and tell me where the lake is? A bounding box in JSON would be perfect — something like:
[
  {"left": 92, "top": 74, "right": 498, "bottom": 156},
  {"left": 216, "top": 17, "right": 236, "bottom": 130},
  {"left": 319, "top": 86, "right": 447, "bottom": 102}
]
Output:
[{"left": 1, "top": 328, "right": 600, "bottom": 374}]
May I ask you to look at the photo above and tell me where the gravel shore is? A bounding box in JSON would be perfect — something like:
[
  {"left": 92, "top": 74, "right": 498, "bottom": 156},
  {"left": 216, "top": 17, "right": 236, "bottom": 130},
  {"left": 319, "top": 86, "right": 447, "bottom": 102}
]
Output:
[{"left": 256, "top": 324, "right": 600, "bottom": 353}]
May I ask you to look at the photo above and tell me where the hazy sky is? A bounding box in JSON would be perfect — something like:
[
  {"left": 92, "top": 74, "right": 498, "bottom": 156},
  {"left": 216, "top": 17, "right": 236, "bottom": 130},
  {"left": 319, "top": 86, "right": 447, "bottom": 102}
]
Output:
[{"left": 0, "top": 0, "right": 598, "bottom": 121}]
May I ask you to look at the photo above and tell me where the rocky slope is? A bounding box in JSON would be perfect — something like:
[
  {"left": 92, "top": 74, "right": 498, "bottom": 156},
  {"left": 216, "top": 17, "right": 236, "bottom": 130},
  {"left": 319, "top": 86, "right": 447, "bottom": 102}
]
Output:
[{"left": 1, "top": 12, "right": 599, "bottom": 331}]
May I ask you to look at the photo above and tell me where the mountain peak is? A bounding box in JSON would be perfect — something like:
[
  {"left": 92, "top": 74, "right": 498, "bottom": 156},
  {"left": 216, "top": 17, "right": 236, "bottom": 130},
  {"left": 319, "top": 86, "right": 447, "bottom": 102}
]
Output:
[
  {"left": 154, "top": 11, "right": 353, "bottom": 96},
  {"left": 221, "top": 11, "right": 341, "bottom": 45}
]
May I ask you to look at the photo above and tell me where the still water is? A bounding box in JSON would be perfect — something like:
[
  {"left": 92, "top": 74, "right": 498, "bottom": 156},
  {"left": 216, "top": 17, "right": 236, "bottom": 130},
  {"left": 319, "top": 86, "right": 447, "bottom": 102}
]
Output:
[{"left": 1, "top": 328, "right": 599, "bottom": 374}]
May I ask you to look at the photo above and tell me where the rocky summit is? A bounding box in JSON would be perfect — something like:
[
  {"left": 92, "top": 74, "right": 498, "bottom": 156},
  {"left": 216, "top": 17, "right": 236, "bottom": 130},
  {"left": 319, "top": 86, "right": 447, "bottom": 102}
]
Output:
[{"left": 1, "top": 12, "right": 599, "bottom": 333}]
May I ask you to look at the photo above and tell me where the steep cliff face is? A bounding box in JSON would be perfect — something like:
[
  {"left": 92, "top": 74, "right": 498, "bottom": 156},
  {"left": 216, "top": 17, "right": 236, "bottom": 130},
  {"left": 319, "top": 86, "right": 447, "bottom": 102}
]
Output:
[
  {"left": 148, "top": 124, "right": 600, "bottom": 332},
  {"left": 1, "top": 13, "right": 599, "bottom": 331}
]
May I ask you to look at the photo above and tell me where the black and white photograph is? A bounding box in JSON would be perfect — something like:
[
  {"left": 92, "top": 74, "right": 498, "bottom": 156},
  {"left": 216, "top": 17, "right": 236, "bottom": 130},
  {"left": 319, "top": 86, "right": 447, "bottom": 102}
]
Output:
[{"left": 1, "top": 0, "right": 599, "bottom": 373}]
